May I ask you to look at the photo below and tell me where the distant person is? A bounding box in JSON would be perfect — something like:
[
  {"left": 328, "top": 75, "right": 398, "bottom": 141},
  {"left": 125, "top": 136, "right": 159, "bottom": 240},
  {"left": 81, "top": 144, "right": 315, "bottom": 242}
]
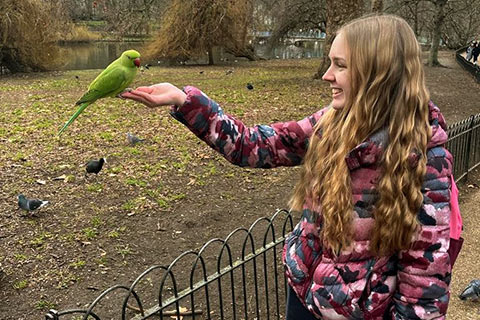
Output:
[
  {"left": 472, "top": 42, "right": 480, "bottom": 65},
  {"left": 122, "top": 15, "right": 457, "bottom": 319},
  {"left": 466, "top": 41, "right": 475, "bottom": 62}
]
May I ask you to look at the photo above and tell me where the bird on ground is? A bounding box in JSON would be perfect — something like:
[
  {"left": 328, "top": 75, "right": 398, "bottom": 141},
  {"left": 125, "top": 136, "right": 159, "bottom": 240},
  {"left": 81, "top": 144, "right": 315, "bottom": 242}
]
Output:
[
  {"left": 459, "top": 279, "right": 480, "bottom": 300},
  {"left": 58, "top": 49, "right": 141, "bottom": 134},
  {"left": 225, "top": 69, "right": 233, "bottom": 75},
  {"left": 126, "top": 132, "right": 145, "bottom": 145},
  {"left": 140, "top": 63, "right": 151, "bottom": 72},
  {"left": 18, "top": 194, "right": 49, "bottom": 213},
  {"left": 86, "top": 158, "right": 106, "bottom": 176},
  {"left": 246, "top": 83, "right": 254, "bottom": 90}
]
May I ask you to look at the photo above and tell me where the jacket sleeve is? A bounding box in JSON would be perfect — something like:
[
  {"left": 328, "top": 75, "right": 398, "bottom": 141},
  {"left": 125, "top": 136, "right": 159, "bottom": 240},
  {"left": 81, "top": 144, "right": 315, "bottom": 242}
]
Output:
[
  {"left": 170, "top": 86, "right": 327, "bottom": 168},
  {"left": 392, "top": 146, "right": 453, "bottom": 320}
]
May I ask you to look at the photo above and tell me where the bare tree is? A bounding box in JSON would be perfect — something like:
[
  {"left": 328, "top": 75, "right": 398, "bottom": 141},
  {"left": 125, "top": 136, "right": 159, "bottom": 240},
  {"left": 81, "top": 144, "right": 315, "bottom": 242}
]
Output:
[
  {"left": 442, "top": 0, "right": 480, "bottom": 48},
  {"left": 266, "top": 0, "right": 326, "bottom": 49},
  {"left": 312, "top": 0, "right": 363, "bottom": 79},
  {"left": 386, "top": 0, "right": 479, "bottom": 61},
  {"left": 101, "top": 0, "right": 168, "bottom": 37},
  {"left": 145, "top": 0, "right": 257, "bottom": 65}
]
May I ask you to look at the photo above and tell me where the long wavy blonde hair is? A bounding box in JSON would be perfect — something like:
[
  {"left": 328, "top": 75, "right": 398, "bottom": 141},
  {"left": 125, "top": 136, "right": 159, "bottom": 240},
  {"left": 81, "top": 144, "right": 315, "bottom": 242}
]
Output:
[{"left": 290, "top": 15, "right": 431, "bottom": 255}]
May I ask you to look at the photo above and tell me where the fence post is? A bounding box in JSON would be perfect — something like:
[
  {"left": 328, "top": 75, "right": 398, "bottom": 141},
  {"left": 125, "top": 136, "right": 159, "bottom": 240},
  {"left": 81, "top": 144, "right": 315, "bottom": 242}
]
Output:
[{"left": 463, "top": 115, "right": 475, "bottom": 181}]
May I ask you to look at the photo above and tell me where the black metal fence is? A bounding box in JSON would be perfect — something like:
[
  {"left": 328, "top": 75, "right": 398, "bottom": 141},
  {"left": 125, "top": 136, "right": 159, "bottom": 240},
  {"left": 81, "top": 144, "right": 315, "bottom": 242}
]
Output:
[
  {"left": 45, "top": 114, "right": 480, "bottom": 320},
  {"left": 455, "top": 47, "right": 480, "bottom": 83},
  {"left": 447, "top": 114, "right": 480, "bottom": 182},
  {"left": 46, "top": 209, "right": 295, "bottom": 320}
]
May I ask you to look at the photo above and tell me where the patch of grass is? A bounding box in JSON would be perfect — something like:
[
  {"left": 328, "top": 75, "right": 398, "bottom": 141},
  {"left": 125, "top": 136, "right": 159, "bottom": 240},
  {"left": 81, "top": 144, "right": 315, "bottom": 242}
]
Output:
[
  {"left": 60, "top": 232, "right": 76, "bottom": 242},
  {"left": 155, "top": 198, "right": 169, "bottom": 208},
  {"left": 107, "top": 166, "right": 122, "bottom": 174},
  {"left": 14, "top": 253, "right": 28, "bottom": 261},
  {"left": 121, "top": 197, "right": 146, "bottom": 212},
  {"left": 55, "top": 270, "right": 79, "bottom": 289},
  {"left": 30, "top": 232, "right": 53, "bottom": 247},
  {"left": 117, "top": 244, "right": 132, "bottom": 259},
  {"left": 99, "top": 131, "right": 114, "bottom": 141},
  {"left": 121, "top": 199, "right": 136, "bottom": 211},
  {"left": 35, "top": 299, "right": 56, "bottom": 310},
  {"left": 126, "top": 146, "right": 141, "bottom": 155},
  {"left": 96, "top": 256, "right": 108, "bottom": 266},
  {"left": 169, "top": 193, "right": 186, "bottom": 201},
  {"left": 82, "top": 227, "right": 97, "bottom": 240},
  {"left": 69, "top": 260, "right": 86, "bottom": 269},
  {"left": 12, "top": 151, "right": 27, "bottom": 162},
  {"left": 13, "top": 279, "right": 28, "bottom": 290},
  {"left": 108, "top": 230, "right": 119, "bottom": 238},
  {"left": 125, "top": 177, "right": 147, "bottom": 187},
  {"left": 91, "top": 216, "right": 102, "bottom": 228},
  {"left": 86, "top": 183, "right": 103, "bottom": 192}
]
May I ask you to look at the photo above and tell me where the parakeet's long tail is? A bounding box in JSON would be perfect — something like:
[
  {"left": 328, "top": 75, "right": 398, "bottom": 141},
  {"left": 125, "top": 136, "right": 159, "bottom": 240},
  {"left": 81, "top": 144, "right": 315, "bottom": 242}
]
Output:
[{"left": 58, "top": 102, "right": 90, "bottom": 134}]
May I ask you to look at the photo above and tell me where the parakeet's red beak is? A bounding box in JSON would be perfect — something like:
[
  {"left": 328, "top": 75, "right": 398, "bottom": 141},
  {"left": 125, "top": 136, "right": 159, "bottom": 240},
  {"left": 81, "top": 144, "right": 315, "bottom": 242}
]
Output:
[{"left": 134, "top": 58, "right": 141, "bottom": 67}]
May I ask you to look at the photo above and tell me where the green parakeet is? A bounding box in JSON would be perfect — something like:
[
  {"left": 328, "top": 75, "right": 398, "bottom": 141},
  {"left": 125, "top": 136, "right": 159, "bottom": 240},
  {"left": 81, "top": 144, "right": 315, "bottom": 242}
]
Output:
[{"left": 58, "top": 49, "right": 141, "bottom": 134}]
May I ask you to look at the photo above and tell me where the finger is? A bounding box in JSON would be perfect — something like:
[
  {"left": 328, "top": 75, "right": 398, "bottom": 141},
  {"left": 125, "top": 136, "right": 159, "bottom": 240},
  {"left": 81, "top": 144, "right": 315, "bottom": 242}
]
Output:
[
  {"left": 119, "top": 92, "right": 153, "bottom": 106},
  {"left": 127, "top": 90, "right": 160, "bottom": 105},
  {"left": 134, "top": 86, "right": 155, "bottom": 94},
  {"left": 119, "top": 91, "right": 141, "bottom": 99}
]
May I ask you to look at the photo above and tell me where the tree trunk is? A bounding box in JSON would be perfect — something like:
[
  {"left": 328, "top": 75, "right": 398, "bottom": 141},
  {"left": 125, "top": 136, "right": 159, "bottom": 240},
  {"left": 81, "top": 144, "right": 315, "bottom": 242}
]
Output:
[
  {"left": 208, "top": 47, "right": 214, "bottom": 65},
  {"left": 428, "top": 0, "right": 448, "bottom": 67},
  {"left": 313, "top": 0, "right": 363, "bottom": 79}
]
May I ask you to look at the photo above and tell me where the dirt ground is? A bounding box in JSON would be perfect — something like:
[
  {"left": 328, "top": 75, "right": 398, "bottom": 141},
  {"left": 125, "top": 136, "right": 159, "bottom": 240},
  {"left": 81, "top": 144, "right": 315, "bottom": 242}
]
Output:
[{"left": 0, "top": 50, "right": 479, "bottom": 320}]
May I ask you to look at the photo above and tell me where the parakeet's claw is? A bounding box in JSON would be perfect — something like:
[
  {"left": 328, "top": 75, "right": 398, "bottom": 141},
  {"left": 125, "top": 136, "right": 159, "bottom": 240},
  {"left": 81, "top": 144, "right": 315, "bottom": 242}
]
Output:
[{"left": 117, "top": 88, "right": 133, "bottom": 99}]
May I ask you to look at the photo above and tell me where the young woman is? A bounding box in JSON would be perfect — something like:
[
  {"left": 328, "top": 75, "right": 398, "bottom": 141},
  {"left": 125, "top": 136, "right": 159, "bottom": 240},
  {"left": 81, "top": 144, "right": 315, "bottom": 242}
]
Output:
[{"left": 122, "top": 14, "right": 453, "bottom": 320}]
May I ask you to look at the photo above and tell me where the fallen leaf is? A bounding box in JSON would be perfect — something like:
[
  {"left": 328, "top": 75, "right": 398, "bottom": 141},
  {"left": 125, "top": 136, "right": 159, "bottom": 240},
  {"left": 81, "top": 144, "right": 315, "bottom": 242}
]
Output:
[{"left": 36, "top": 179, "right": 46, "bottom": 185}]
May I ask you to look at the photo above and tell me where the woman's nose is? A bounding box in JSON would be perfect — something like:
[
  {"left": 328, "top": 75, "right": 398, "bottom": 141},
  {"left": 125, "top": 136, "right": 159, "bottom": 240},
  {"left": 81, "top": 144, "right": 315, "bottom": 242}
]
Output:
[{"left": 322, "top": 65, "right": 334, "bottom": 82}]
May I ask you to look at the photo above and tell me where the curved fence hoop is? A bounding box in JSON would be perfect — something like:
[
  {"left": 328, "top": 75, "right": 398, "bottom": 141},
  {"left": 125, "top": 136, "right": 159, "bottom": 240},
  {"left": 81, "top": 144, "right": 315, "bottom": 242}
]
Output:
[
  {"left": 120, "top": 264, "right": 164, "bottom": 320},
  {"left": 82, "top": 285, "right": 142, "bottom": 320}
]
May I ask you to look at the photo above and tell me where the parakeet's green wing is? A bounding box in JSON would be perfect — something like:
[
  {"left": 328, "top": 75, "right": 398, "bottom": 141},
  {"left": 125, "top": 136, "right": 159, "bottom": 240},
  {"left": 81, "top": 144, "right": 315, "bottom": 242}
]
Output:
[{"left": 76, "top": 66, "right": 132, "bottom": 105}]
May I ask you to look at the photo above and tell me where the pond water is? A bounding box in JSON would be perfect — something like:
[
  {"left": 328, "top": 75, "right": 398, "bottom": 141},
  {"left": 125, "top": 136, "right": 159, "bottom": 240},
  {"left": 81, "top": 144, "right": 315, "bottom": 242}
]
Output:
[{"left": 57, "top": 40, "right": 324, "bottom": 70}]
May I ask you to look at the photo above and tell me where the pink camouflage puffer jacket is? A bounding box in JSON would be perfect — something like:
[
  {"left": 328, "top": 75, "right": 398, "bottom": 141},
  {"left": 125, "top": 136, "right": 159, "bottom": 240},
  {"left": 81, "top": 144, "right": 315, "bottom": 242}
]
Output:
[{"left": 170, "top": 86, "right": 453, "bottom": 320}]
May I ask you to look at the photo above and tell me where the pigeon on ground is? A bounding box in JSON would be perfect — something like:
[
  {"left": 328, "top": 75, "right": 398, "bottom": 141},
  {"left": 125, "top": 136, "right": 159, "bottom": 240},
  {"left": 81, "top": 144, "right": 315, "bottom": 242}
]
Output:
[
  {"left": 246, "top": 83, "right": 254, "bottom": 90},
  {"left": 126, "top": 132, "right": 145, "bottom": 146},
  {"left": 18, "top": 194, "right": 49, "bottom": 213},
  {"left": 86, "top": 158, "right": 106, "bottom": 175},
  {"left": 459, "top": 279, "right": 480, "bottom": 300}
]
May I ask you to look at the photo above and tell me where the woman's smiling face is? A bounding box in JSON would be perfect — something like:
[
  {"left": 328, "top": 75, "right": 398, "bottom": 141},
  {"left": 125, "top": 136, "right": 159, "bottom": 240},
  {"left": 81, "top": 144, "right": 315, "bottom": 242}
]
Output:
[{"left": 322, "top": 32, "right": 350, "bottom": 110}]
